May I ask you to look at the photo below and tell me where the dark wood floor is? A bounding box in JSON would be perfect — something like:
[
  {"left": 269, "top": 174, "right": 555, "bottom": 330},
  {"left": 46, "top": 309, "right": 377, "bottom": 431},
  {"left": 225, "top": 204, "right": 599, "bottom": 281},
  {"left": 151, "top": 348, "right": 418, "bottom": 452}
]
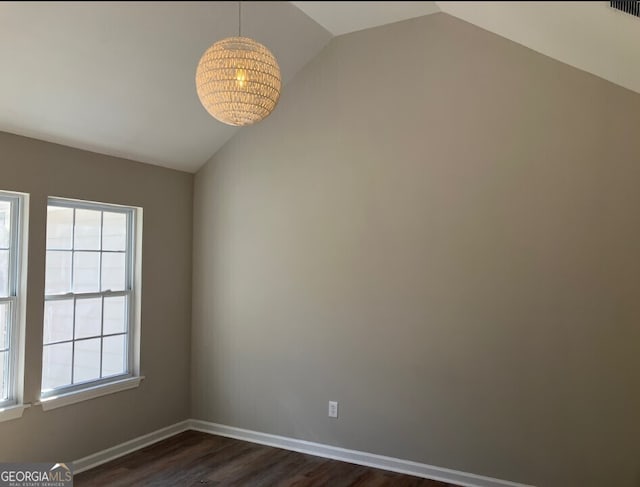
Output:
[{"left": 75, "top": 430, "right": 456, "bottom": 487}]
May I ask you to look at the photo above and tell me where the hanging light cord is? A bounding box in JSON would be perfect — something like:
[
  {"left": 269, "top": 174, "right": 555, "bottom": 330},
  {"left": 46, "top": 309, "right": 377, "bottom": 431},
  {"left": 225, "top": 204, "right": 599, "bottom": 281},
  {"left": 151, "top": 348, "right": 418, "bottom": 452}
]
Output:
[{"left": 238, "top": 0, "right": 242, "bottom": 37}]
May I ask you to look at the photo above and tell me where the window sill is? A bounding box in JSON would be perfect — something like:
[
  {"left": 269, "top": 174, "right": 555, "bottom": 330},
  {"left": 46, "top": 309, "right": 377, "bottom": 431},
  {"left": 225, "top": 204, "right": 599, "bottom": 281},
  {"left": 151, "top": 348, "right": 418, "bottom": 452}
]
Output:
[
  {"left": 38, "top": 376, "right": 145, "bottom": 411},
  {"left": 0, "top": 403, "right": 31, "bottom": 423}
]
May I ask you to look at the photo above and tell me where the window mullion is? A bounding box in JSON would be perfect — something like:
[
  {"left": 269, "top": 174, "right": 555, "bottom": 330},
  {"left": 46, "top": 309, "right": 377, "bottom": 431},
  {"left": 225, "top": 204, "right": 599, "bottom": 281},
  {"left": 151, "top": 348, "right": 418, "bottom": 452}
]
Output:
[
  {"left": 99, "top": 296, "right": 104, "bottom": 379},
  {"left": 70, "top": 208, "right": 76, "bottom": 293},
  {"left": 99, "top": 212, "right": 104, "bottom": 379},
  {"left": 5, "top": 298, "right": 14, "bottom": 402},
  {"left": 45, "top": 290, "right": 128, "bottom": 301},
  {"left": 6, "top": 198, "right": 16, "bottom": 402},
  {"left": 70, "top": 296, "right": 76, "bottom": 385},
  {"left": 9, "top": 197, "right": 18, "bottom": 297},
  {"left": 126, "top": 210, "right": 134, "bottom": 372}
]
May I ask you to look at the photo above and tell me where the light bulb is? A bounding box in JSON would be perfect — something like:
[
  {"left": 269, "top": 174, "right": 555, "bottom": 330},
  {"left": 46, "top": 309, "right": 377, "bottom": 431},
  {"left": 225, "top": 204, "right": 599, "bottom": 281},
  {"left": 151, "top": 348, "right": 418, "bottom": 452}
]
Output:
[{"left": 236, "top": 68, "right": 247, "bottom": 88}]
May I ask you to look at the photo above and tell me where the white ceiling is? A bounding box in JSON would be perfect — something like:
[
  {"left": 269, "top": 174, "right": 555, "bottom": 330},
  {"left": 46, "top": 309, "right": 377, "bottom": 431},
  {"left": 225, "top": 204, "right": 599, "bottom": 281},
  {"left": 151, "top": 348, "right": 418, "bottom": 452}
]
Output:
[
  {"left": 0, "top": 1, "right": 330, "bottom": 172},
  {"left": 292, "top": 2, "right": 440, "bottom": 36},
  {"left": 436, "top": 2, "right": 640, "bottom": 98},
  {"left": 0, "top": 2, "right": 638, "bottom": 173}
]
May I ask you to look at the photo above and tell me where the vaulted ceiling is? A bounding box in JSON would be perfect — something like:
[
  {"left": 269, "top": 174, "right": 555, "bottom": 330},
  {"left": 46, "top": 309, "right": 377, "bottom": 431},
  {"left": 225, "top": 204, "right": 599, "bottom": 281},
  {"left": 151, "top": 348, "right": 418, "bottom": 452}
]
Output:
[{"left": 0, "top": 2, "right": 638, "bottom": 173}]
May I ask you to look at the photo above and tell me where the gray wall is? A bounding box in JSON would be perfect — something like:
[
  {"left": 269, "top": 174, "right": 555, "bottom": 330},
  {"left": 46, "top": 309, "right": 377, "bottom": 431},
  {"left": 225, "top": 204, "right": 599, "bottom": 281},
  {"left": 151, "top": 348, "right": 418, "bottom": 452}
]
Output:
[
  {"left": 0, "top": 132, "right": 193, "bottom": 462},
  {"left": 192, "top": 13, "right": 640, "bottom": 487}
]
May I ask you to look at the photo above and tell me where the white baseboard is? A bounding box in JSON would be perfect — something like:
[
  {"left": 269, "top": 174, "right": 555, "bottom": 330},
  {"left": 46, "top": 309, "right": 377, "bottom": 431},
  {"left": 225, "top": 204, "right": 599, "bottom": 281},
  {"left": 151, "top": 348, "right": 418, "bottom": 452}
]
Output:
[
  {"left": 190, "top": 419, "right": 534, "bottom": 487},
  {"left": 73, "top": 418, "right": 535, "bottom": 487},
  {"left": 73, "top": 419, "right": 190, "bottom": 474}
]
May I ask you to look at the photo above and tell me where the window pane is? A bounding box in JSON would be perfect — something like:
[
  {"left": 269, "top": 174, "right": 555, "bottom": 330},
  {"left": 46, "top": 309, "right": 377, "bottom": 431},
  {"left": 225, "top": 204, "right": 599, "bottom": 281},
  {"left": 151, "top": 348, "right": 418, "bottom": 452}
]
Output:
[
  {"left": 73, "top": 251, "right": 100, "bottom": 293},
  {"left": 46, "top": 206, "right": 73, "bottom": 250},
  {"left": 43, "top": 299, "right": 73, "bottom": 344},
  {"left": 74, "top": 338, "right": 100, "bottom": 383},
  {"left": 0, "top": 350, "right": 5, "bottom": 400},
  {"left": 102, "top": 252, "right": 126, "bottom": 291},
  {"left": 42, "top": 342, "right": 72, "bottom": 390},
  {"left": 102, "top": 212, "right": 127, "bottom": 251},
  {"left": 104, "top": 296, "right": 126, "bottom": 335},
  {"left": 0, "top": 302, "right": 8, "bottom": 350},
  {"left": 75, "top": 298, "right": 101, "bottom": 339},
  {"left": 0, "top": 249, "right": 8, "bottom": 297},
  {"left": 45, "top": 251, "right": 72, "bottom": 294},
  {"left": 0, "top": 201, "right": 10, "bottom": 249},
  {"left": 74, "top": 209, "right": 101, "bottom": 250},
  {"left": 102, "top": 334, "right": 126, "bottom": 377}
]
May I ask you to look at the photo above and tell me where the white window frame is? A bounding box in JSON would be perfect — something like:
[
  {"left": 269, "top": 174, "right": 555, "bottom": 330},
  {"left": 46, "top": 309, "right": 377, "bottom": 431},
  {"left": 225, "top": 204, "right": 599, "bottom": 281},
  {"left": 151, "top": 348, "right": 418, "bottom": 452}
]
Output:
[
  {"left": 0, "top": 191, "right": 28, "bottom": 421},
  {"left": 40, "top": 198, "right": 143, "bottom": 409}
]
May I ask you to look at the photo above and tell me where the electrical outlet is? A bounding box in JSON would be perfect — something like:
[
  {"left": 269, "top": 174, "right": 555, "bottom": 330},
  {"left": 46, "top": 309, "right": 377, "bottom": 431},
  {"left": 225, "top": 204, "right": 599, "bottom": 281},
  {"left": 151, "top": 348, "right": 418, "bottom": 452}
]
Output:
[{"left": 328, "top": 400, "right": 338, "bottom": 418}]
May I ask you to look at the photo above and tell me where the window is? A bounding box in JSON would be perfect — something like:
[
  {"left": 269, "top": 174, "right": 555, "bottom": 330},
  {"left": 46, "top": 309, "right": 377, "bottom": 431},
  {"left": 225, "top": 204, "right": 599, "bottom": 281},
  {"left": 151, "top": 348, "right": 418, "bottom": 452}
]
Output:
[
  {"left": 42, "top": 199, "right": 138, "bottom": 398},
  {"left": 0, "top": 192, "right": 25, "bottom": 408}
]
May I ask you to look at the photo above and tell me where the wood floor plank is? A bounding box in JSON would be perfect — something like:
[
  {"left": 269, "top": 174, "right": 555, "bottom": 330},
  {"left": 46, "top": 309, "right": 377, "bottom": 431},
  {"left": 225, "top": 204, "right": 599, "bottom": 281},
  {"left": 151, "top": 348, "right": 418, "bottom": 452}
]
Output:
[{"left": 75, "top": 430, "right": 456, "bottom": 487}]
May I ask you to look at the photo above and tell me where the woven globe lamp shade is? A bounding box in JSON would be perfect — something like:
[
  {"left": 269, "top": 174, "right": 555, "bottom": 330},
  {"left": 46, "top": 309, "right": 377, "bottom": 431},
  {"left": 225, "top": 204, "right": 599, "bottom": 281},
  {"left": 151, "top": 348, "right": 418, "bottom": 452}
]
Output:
[{"left": 196, "top": 36, "right": 281, "bottom": 127}]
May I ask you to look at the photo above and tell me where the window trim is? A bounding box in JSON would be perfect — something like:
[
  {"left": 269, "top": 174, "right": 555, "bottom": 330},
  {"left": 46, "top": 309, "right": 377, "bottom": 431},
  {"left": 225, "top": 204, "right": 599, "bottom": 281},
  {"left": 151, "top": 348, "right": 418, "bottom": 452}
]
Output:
[
  {"left": 38, "top": 375, "right": 144, "bottom": 411},
  {"left": 41, "top": 198, "right": 140, "bottom": 401},
  {"left": 0, "top": 403, "right": 30, "bottom": 423},
  {"left": 0, "top": 191, "right": 27, "bottom": 411}
]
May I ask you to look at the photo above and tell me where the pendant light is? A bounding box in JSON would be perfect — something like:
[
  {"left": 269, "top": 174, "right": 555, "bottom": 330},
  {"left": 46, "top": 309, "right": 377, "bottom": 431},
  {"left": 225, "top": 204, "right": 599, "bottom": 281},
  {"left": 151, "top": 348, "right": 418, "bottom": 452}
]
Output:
[{"left": 195, "top": 1, "right": 282, "bottom": 126}]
